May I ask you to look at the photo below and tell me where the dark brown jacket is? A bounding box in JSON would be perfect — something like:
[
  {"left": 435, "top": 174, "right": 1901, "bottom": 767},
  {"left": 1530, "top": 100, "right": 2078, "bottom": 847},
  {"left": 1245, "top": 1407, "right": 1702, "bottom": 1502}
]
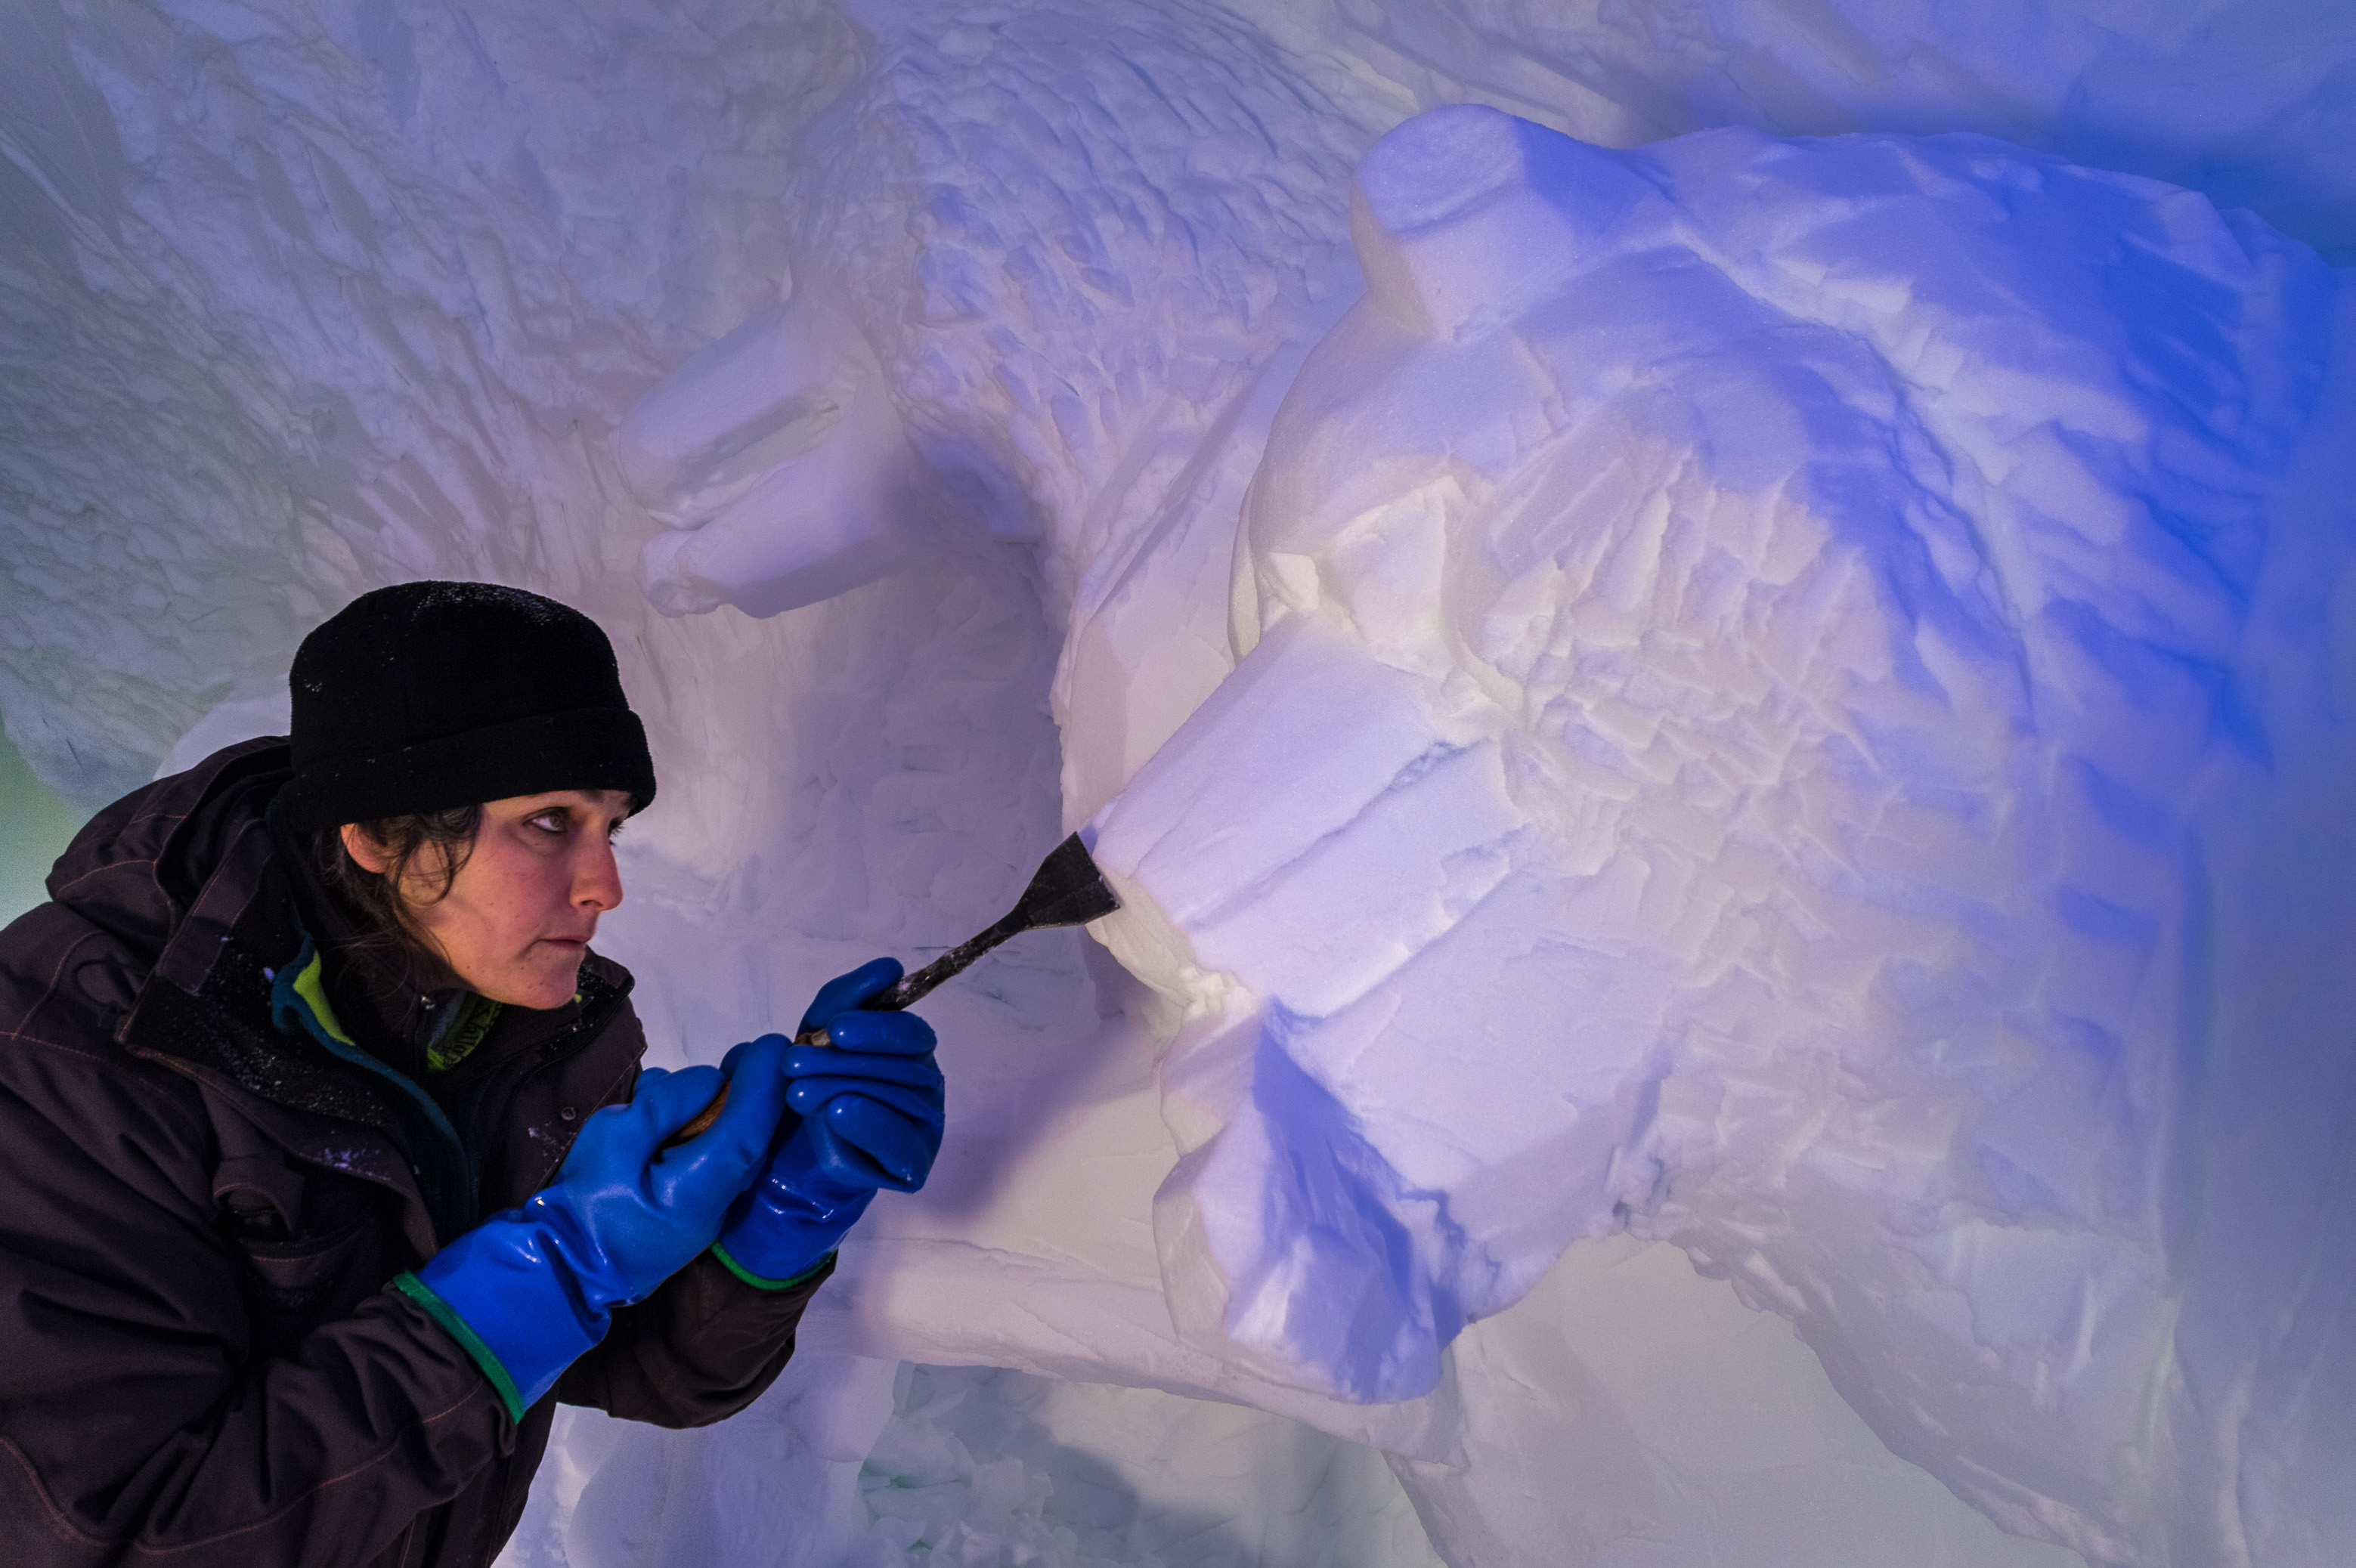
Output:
[{"left": 0, "top": 739, "right": 826, "bottom": 1567}]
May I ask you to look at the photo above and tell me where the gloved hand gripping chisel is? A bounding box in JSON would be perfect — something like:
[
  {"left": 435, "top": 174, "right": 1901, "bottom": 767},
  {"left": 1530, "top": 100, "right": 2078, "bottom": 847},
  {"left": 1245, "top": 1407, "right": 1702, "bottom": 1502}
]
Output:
[{"left": 665, "top": 833, "right": 1120, "bottom": 1145}]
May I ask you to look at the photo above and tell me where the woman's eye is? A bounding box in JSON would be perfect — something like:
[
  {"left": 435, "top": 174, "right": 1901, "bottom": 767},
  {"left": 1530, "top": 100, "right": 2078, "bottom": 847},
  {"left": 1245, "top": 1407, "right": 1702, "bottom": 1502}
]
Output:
[{"left": 529, "top": 811, "right": 568, "bottom": 835}]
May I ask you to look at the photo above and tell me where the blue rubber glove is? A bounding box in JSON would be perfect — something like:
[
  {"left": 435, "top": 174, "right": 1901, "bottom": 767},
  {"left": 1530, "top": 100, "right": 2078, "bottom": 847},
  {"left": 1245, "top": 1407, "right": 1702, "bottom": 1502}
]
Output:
[
  {"left": 395, "top": 1041, "right": 793, "bottom": 1420},
  {"left": 711, "top": 957, "right": 946, "bottom": 1287}
]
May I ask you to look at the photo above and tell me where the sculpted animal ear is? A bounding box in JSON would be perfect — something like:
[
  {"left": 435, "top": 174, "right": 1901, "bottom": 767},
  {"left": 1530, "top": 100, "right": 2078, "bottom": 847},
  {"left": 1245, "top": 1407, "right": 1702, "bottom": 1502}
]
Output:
[
  {"left": 621, "top": 294, "right": 924, "bottom": 620},
  {"left": 1350, "top": 104, "right": 1657, "bottom": 341}
]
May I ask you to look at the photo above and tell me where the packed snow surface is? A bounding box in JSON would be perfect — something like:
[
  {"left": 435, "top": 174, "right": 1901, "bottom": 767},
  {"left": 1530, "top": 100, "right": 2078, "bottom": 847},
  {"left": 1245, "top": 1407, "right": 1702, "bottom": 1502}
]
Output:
[
  {"left": 6, "top": 2, "right": 2356, "bottom": 1566},
  {"left": 1089, "top": 103, "right": 2356, "bottom": 1566}
]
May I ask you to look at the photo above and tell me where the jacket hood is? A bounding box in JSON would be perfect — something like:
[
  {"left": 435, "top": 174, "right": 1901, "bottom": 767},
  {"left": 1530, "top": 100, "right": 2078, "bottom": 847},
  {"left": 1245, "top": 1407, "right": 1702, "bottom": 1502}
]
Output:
[{"left": 46, "top": 737, "right": 293, "bottom": 979}]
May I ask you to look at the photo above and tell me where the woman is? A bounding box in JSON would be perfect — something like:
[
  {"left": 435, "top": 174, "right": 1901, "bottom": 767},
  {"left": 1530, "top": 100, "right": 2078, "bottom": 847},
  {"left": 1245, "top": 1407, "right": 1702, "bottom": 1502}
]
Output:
[{"left": 0, "top": 581, "right": 944, "bottom": 1567}]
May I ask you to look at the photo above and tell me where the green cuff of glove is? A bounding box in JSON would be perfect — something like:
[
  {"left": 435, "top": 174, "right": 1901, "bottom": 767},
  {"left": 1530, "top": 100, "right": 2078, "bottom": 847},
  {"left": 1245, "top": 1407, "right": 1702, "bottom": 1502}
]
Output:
[
  {"left": 394, "top": 1272, "right": 528, "bottom": 1424},
  {"left": 710, "top": 1241, "right": 836, "bottom": 1291}
]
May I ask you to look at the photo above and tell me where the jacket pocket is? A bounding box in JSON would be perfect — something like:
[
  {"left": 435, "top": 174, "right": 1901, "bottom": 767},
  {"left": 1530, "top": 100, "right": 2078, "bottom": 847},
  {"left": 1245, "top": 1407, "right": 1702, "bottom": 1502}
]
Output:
[{"left": 231, "top": 1209, "right": 388, "bottom": 1359}]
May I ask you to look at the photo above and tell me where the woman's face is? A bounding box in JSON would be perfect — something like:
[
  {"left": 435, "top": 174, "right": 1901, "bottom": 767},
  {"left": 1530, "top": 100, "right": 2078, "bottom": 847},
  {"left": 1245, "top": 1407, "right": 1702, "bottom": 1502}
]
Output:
[{"left": 345, "top": 788, "right": 632, "bottom": 1008}]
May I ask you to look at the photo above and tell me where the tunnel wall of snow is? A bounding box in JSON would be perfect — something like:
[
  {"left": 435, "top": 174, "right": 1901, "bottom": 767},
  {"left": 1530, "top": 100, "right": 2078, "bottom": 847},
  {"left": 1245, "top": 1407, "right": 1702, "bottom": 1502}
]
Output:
[{"left": 7, "top": 3, "right": 2356, "bottom": 1567}]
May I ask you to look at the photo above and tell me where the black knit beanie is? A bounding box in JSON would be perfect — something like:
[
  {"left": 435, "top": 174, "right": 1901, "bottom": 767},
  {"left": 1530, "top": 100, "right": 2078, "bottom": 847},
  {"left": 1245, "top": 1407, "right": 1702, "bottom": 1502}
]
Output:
[{"left": 276, "top": 581, "right": 658, "bottom": 833}]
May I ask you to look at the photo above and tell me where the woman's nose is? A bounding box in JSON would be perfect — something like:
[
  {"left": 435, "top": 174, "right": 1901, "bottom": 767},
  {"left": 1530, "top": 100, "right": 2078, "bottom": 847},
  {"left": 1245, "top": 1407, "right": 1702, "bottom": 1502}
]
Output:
[{"left": 575, "top": 836, "right": 624, "bottom": 912}]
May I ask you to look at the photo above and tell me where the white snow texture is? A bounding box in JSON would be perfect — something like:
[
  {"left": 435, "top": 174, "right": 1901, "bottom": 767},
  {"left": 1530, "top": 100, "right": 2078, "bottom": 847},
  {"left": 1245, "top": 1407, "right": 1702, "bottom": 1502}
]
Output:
[{"left": 5, "top": 2, "right": 2355, "bottom": 1566}]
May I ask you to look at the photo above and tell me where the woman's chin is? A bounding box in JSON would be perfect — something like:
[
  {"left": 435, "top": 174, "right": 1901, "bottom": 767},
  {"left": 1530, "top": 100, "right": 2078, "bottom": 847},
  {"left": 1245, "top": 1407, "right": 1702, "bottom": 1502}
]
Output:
[{"left": 475, "top": 954, "right": 586, "bottom": 1010}]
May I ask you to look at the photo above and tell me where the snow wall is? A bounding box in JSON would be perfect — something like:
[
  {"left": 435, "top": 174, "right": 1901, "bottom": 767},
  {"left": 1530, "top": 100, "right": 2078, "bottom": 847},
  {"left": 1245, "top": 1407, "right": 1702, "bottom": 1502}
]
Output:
[{"left": 5, "top": 3, "right": 2356, "bottom": 1566}]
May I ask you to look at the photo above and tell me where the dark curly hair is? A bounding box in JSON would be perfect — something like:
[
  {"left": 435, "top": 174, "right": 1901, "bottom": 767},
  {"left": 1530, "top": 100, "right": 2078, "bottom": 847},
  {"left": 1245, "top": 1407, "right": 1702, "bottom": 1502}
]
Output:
[{"left": 308, "top": 805, "right": 483, "bottom": 991}]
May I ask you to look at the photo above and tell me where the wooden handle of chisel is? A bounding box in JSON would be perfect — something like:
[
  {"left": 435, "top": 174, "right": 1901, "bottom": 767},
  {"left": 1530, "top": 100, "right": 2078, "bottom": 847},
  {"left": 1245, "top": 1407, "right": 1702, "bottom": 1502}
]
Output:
[
  {"left": 661, "top": 1022, "right": 831, "bottom": 1148},
  {"left": 655, "top": 946, "right": 979, "bottom": 1150},
  {"left": 651, "top": 837, "right": 1113, "bottom": 1152}
]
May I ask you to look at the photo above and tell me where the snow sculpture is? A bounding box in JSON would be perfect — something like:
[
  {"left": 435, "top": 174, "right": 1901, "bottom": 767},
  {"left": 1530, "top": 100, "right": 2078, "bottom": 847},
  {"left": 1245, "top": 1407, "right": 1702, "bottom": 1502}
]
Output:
[
  {"left": 623, "top": 295, "right": 928, "bottom": 617},
  {"left": 1320, "top": 0, "right": 2356, "bottom": 269},
  {"left": 1090, "top": 105, "right": 2356, "bottom": 1564},
  {"left": 618, "top": 0, "right": 1380, "bottom": 829}
]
